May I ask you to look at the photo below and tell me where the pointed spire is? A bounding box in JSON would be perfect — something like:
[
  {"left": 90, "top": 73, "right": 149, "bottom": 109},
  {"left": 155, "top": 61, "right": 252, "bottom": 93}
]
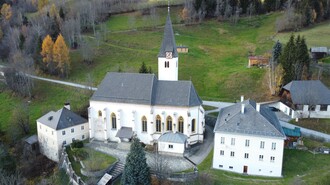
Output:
[{"left": 158, "top": 11, "right": 178, "bottom": 58}]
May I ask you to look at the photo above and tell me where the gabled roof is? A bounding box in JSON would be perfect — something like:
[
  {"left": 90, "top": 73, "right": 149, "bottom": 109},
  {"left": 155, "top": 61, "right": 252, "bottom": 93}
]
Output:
[
  {"left": 37, "top": 107, "right": 87, "bottom": 130},
  {"left": 310, "top": 47, "right": 328, "bottom": 53},
  {"left": 158, "top": 15, "right": 178, "bottom": 58},
  {"left": 25, "top": 135, "right": 38, "bottom": 145},
  {"left": 158, "top": 132, "right": 188, "bottom": 144},
  {"left": 283, "top": 80, "right": 330, "bottom": 105},
  {"left": 91, "top": 72, "right": 202, "bottom": 107},
  {"left": 214, "top": 100, "right": 285, "bottom": 139}
]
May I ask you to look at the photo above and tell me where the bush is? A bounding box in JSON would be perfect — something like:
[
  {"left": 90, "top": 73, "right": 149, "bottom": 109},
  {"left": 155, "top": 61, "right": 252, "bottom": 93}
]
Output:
[
  {"left": 76, "top": 149, "right": 89, "bottom": 160},
  {"left": 71, "top": 140, "right": 84, "bottom": 148}
]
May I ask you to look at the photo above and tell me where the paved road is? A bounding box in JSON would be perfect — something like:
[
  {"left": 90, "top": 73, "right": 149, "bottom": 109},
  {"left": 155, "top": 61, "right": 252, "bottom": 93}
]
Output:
[{"left": 0, "top": 65, "right": 97, "bottom": 91}]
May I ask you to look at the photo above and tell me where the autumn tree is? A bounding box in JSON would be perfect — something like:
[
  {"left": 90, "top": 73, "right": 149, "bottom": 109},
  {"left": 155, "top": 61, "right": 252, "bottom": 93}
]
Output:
[
  {"left": 49, "top": 3, "right": 58, "bottom": 19},
  {"left": 53, "top": 34, "right": 70, "bottom": 77},
  {"left": 38, "top": 0, "right": 48, "bottom": 11},
  {"left": 1, "top": 3, "right": 12, "bottom": 21},
  {"left": 41, "top": 34, "right": 55, "bottom": 74}
]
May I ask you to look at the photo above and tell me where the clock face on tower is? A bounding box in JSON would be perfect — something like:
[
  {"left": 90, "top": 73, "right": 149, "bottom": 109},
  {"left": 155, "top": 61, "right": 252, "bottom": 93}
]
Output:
[{"left": 165, "top": 52, "right": 172, "bottom": 59}]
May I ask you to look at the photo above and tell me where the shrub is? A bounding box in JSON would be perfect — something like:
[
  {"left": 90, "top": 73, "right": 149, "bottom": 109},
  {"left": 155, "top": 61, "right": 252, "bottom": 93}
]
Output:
[{"left": 71, "top": 140, "right": 84, "bottom": 148}]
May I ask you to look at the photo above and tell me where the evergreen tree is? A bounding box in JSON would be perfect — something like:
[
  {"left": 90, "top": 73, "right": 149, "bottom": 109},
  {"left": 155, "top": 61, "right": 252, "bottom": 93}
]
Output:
[
  {"left": 53, "top": 34, "right": 70, "bottom": 77},
  {"left": 296, "top": 36, "right": 310, "bottom": 80},
  {"left": 59, "top": 6, "right": 65, "bottom": 20},
  {"left": 139, "top": 62, "right": 148, "bottom": 73},
  {"left": 280, "top": 34, "right": 296, "bottom": 85},
  {"left": 121, "top": 137, "right": 151, "bottom": 185}
]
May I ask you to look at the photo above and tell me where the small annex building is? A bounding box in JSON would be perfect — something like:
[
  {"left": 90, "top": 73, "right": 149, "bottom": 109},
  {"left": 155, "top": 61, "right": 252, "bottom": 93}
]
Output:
[
  {"left": 37, "top": 104, "right": 89, "bottom": 162},
  {"left": 248, "top": 56, "right": 269, "bottom": 67},
  {"left": 279, "top": 80, "right": 330, "bottom": 118},
  {"left": 158, "top": 132, "right": 188, "bottom": 155},
  {"left": 213, "top": 99, "right": 286, "bottom": 177}
]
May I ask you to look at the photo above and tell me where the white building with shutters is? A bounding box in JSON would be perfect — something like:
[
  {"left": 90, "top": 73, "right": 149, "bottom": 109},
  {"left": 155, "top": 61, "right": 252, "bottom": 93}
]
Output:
[
  {"left": 213, "top": 98, "right": 286, "bottom": 177},
  {"left": 37, "top": 104, "right": 89, "bottom": 162}
]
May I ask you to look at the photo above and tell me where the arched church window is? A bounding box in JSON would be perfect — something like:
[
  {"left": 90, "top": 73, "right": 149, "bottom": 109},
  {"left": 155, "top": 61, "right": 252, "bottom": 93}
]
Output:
[
  {"left": 166, "top": 116, "right": 172, "bottom": 131},
  {"left": 111, "top": 113, "right": 117, "bottom": 129},
  {"left": 142, "top": 116, "right": 147, "bottom": 132},
  {"left": 191, "top": 119, "right": 196, "bottom": 133},
  {"left": 156, "top": 115, "right": 161, "bottom": 132},
  {"left": 178, "top": 117, "right": 184, "bottom": 133},
  {"left": 98, "top": 110, "right": 102, "bottom": 117}
]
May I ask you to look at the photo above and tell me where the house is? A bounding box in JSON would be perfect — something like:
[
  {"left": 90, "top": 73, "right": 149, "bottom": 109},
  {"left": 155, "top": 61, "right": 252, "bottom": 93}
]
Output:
[
  {"left": 37, "top": 104, "right": 89, "bottom": 162},
  {"left": 158, "top": 132, "right": 188, "bottom": 155},
  {"left": 212, "top": 98, "right": 286, "bottom": 177},
  {"left": 88, "top": 12, "right": 205, "bottom": 154},
  {"left": 177, "top": 45, "right": 189, "bottom": 53},
  {"left": 279, "top": 80, "right": 330, "bottom": 119},
  {"left": 310, "top": 47, "right": 328, "bottom": 60},
  {"left": 248, "top": 56, "right": 269, "bottom": 67}
]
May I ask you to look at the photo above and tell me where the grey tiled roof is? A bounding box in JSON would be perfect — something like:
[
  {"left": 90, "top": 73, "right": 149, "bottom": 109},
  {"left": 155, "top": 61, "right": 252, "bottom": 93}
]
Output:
[
  {"left": 158, "top": 132, "right": 188, "bottom": 144},
  {"left": 91, "top": 72, "right": 202, "bottom": 107},
  {"left": 37, "top": 107, "right": 87, "bottom": 130},
  {"left": 214, "top": 100, "right": 285, "bottom": 138},
  {"left": 158, "top": 15, "right": 178, "bottom": 58},
  {"left": 25, "top": 135, "right": 38, "bottom": 144},
  {"left": 283, "top": 80, "right": 330, "bottom": 105},
  {"left": 115, "top": 127, "right": 133, "bottom": 138}
]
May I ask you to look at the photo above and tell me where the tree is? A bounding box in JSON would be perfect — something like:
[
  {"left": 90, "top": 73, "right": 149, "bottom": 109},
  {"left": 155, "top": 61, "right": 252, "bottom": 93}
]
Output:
[
  {"left": 49, "top": 3, "right": 58, "bottom": 19},
  {"left": 0, "top": 26, "right": 3, "bottom": 41},
  {"left": 41, "top": 34, "right": 55, "bottom": 73},
  {"left": 59, "top": 6, "right": 65, "bottom": 20},
  {"left": 280, "top": 34, "right": 296, "bottom": 85},
  {"left": 269, "top": 40, "right": 282, "bottom": 95},
  {"left": 295, "top": 36, "right": 310, "bottom": 80},
  {"left": 80, "top": 39, "right": 94, "bottom": 65},
  {"left": 149, "top": 152, "right": 171, "bottom": 184},
  {"left": 53, "top": 34, "right": 70, "bottom": 77},
  {"left": 121, "top": 137, "right": 151, "bottom": 185},
  {"left": 38, "top": 0, "right": 48, "bottom": 11},
  {"left": 11, "top": 103, "right": 30, "bottom": 135},
  {"left": 1, "top": 3, "right": 12, "bottom": 21},
  {"left": 139, "top": 62, "right": 148, "bottom": 73}
]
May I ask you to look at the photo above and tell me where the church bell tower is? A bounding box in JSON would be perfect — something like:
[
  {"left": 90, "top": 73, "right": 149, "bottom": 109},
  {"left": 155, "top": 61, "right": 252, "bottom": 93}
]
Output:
[{"left": 158, "top": 6, "right": 178, "bottom": 81}]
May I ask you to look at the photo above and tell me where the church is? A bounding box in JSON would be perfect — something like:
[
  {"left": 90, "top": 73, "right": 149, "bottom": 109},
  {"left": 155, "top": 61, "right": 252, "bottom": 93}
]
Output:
[{"left": 88, "top": 11, "right": 205, "bottom": 150}]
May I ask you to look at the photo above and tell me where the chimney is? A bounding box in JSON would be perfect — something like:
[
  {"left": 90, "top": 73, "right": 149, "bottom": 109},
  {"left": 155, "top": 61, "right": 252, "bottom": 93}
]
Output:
[
  {"left": 241, "top": 104, "right": 245, "bottom": 114},
  {"left": 256, "top": 103, "right": 260, "bottom": 112},
  {"left": 64, "top": 102, "right": 70, "bottom": 110},
  {"left": 240, "top": 95, "right": 244, "bottom": 102}
]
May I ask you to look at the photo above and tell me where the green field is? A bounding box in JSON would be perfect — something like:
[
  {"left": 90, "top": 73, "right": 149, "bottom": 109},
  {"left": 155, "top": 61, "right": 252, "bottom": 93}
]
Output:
[{"left": 275, "top": 20, "right": 330, "bottom": 48}]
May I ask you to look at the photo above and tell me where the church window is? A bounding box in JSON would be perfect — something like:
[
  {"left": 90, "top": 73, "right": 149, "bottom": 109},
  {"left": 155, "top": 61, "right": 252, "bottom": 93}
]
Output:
[
  {"left": 191, "top": 119, "right": 196, "bottom": 133},
  {"left": 98, "top": 110, "right": 102, "bottom": 117},
  {"left": 111, "top": 113, "right": 117, "bottom": 129},
  {"left": 178, "top": 117, "right": 184, "bottom": 133},
  {"left": 142, "top": 116, "right": 147, "bottom": 132},
  {"left": 156, "top": 115, "right": 161, "bottom": 132},
  {"left": 166, "top": 116, "right": 172, "bottom": 131}
]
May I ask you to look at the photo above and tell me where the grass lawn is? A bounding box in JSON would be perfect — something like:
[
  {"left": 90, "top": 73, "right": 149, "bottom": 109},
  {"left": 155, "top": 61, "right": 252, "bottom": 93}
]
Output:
[
  {"left": 0, "top": 80, "right": 91, "bottom": 138},
  {"left": 66, "top": 146, "right": 116, "bottom": 181},
  {"left": 198, "top": 148, "right": 330, "bottom": 185},
  {"left": 291, "top": 118, "right": 330, "bottom": 134},
  {"left": 68, "top": 10, "right": 281, "bottom": 102},
  {"left": 275, "top": 20, "right": 330, "bottom": 48}
]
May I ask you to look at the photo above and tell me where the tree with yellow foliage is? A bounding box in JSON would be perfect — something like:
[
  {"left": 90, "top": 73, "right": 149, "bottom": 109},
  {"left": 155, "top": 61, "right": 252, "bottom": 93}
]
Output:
[
  {"left": 1, "top": 3, "right": 12, "bottom": 21},
  {"left": 38, "top": 0, "right": 49, "bottom": 11},
  {"left": 40, "top": 35, "right": 55, "bottom": 74},
  {"left": 49, "top": 4, "right": 58, "bottom": 18},
  {"left": 53, "top": 34, "right": 70, "bottom": 77}
]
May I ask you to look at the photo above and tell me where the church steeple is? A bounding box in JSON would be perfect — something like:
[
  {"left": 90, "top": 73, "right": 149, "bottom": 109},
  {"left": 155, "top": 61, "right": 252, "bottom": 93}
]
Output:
[
  {"left": 158, "top": 15, "right": 178, "bottom": 58},
  {"left": 158, "top": 4, "right": 179, "bottom": 81}
]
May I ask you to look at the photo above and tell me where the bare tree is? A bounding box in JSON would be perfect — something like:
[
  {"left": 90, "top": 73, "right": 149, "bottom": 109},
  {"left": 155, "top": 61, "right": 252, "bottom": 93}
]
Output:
[
  {"left": 0, "top": 169, "right": 24, "bottom": 185},
  {"left": 149, "top": 151, "right": 171, "bottom": 184}
]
